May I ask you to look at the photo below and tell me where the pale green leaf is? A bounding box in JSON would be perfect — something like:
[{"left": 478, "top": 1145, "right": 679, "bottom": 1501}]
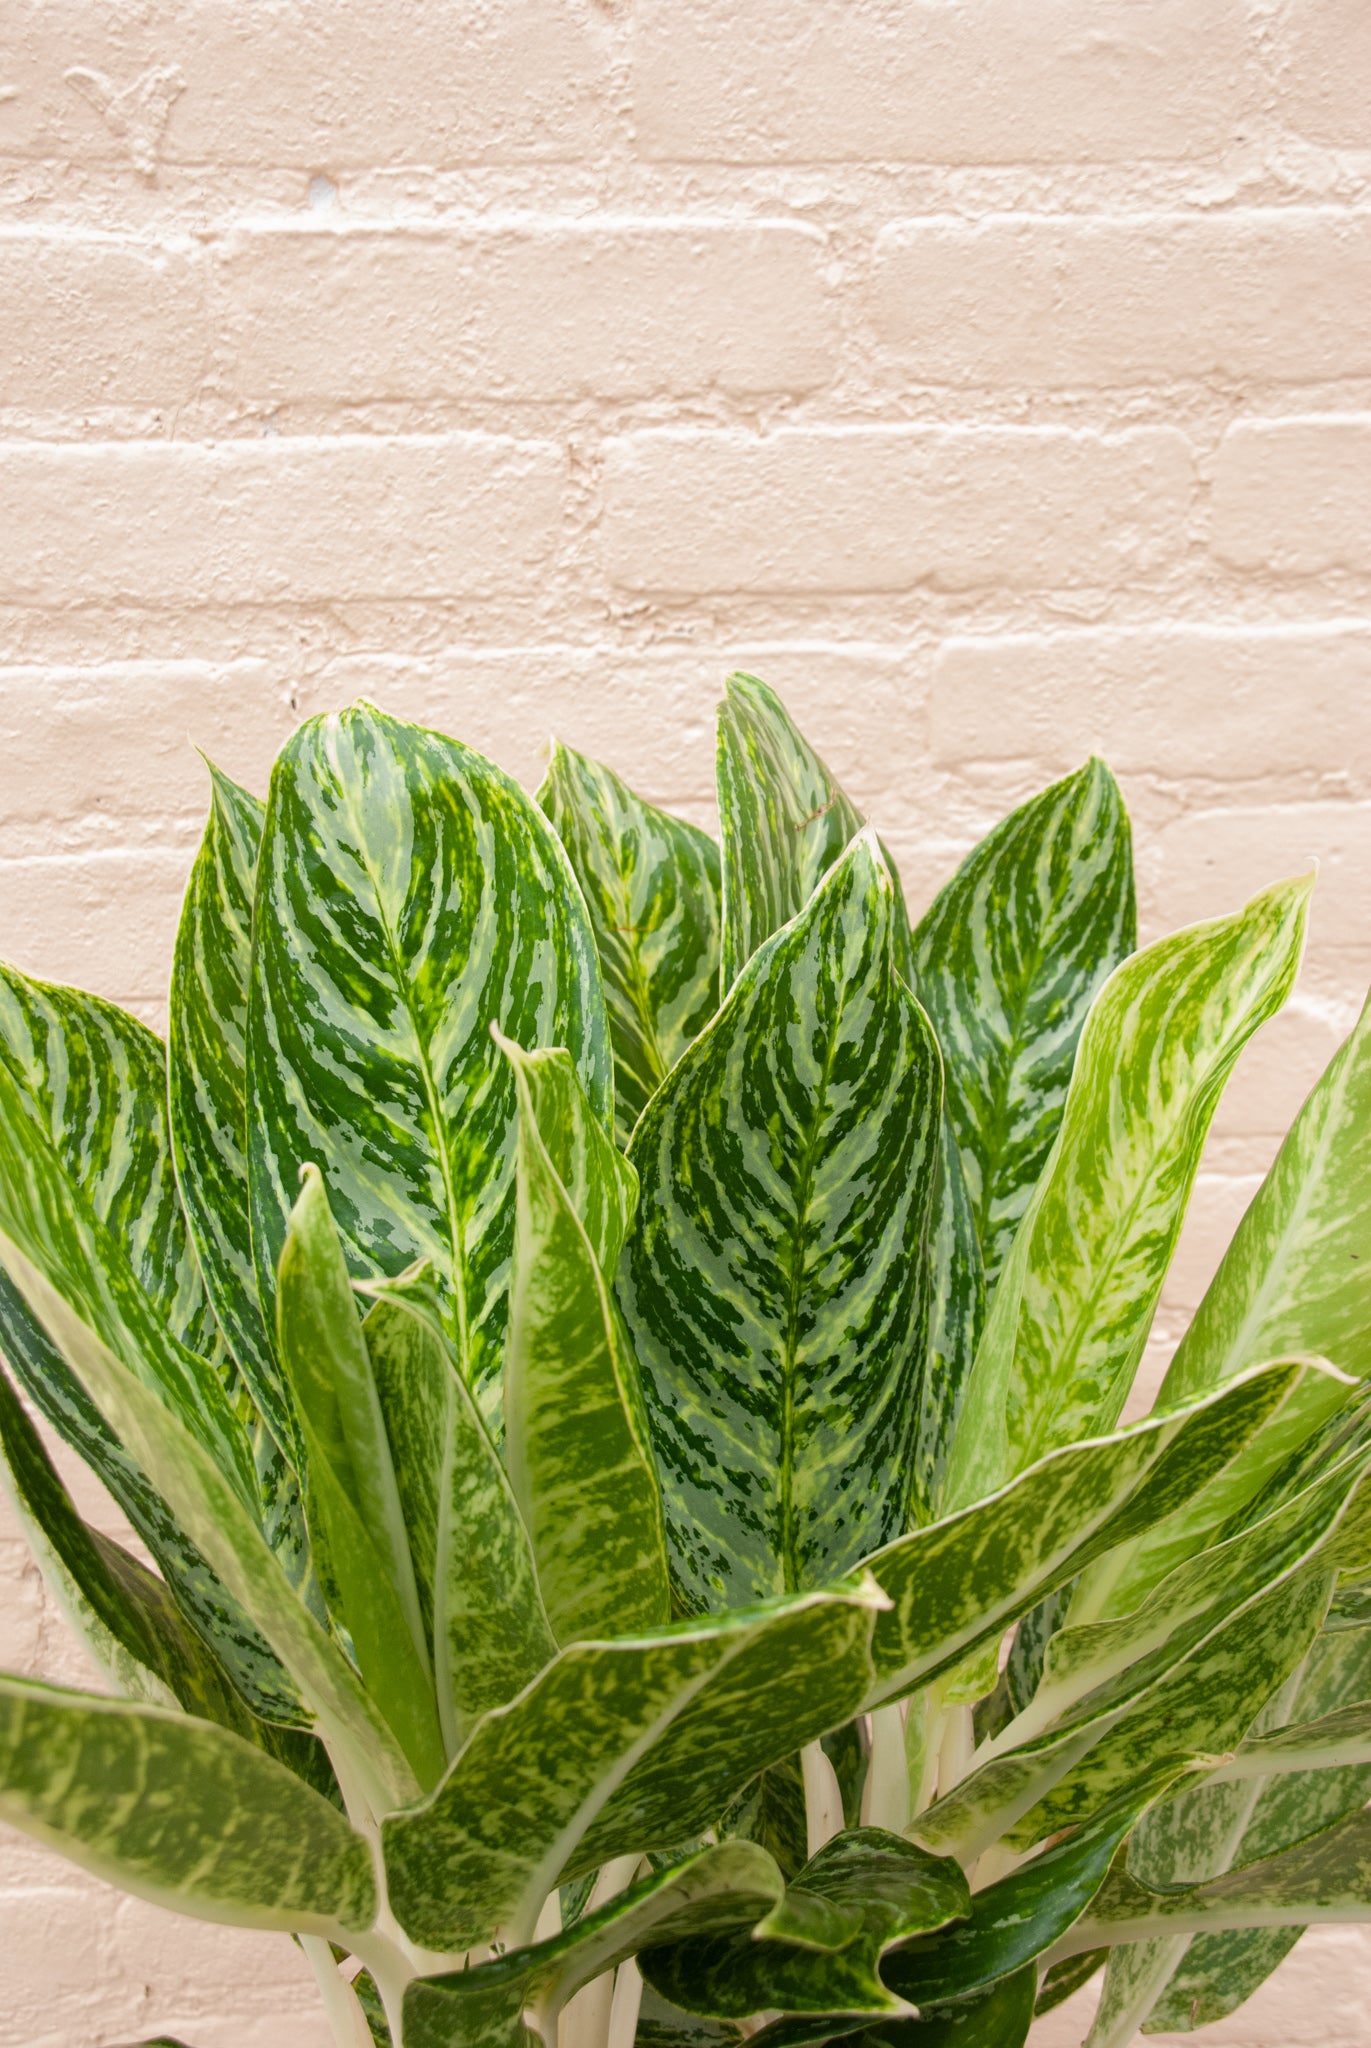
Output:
[
  {"left": 914, "top": 1119, "right": 986, "bottom": 1524},
  {"left": 911, "top": 759, "right": 1136, "bottom": 1292},
  {"left": 944, "top": 875, "right": 1314, "bottom": 1508},
  {"left": 502, "top": 1036, "right": 670, "bottom": 1643},
  {"left": 621, "top": 835, "right": 942, "bottom": 1608},
  {"left": 0, "top": 1674, "right": 374, "bottom": 1934},
  {"left": 246, "top": 704, "right": 611, "bottom": 1414},
  {"left": 538, "top": 742, "right": 722, "bottom": 1144}
]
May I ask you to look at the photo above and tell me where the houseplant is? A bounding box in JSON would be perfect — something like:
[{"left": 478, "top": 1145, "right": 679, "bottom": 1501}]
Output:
[{"left": 1, "top": 674, "right": 1370, "bottom": 2048}]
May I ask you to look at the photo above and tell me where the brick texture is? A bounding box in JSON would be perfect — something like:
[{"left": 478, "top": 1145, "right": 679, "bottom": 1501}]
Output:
[{"left": 3, "top": 0, "right": 1371, "bottom": 2042}]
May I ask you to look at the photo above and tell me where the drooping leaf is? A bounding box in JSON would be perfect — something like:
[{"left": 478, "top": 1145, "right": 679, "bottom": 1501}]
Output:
[
  {"left": 621, "top": 834, "right": 941, "bottom": 1609},
  {"left": 538, "top": 742, "right": 722, "bottom": 1143},
  {"left": 360, "top": 1267, "right": 555, "bottom": 1756},
  {"left": 911, "top": 760, "right": 1135, "bottom": 1293},
  {"left": 405, "top": 1844, "right": 783, "bottom": 2048},
  {"left": 246, "top": 704, "right": 611, "bottom": 1416},
  {"left": 381, "top": 1579, "right": 885, "bottom": 1951},
  {"left": 716, "top": 673, "right": 867, "bottom": 995},
  {"left": 884, "top": 1763, "right": 1193, "bottom": 2008},
  {"left": 944, "top": 875, "right": 1313, "bottom": 1508},
  {"left": 276, "top": 1168, "right": 443, "bottom": 1787},
  {"left": 863, "top": 1359, "right": 1301, "bottom": 1706},
  {"left": 0, "top": 1674, "right": 373, "bottom": 1934},
  {"left": 502, "top": 1036, "right": 670, "bottom": 1644},
  {"left": 169, "top": 762, "right": 290, "bottom": 1449},
  {"left": 641, "top": 1829, "right": 968, "bottom": 2021}
]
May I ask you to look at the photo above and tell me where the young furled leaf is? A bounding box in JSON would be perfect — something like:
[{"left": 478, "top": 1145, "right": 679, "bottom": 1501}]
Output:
[
  {"left": 501, "top": 1036, "right": 670, "bottom": 1644},
  {"left": 247, "top": 704, "right": 611, "bottom": 1414},
  {"left": 944, "top": 874, "right": 1313, "bottom": 1508},
  {"left": 539, "top": 743, "right": 722, "bottom": 1144},
  {"left": 910, "top": 760, "right": 1135, "bottom": 1293},
  {"left": 621, "top": 835, "right": 941, "bottom": 1609}
]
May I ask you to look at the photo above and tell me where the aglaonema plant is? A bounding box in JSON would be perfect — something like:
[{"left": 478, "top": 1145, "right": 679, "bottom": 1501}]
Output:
[{"left": 3, "top": 678, "right": 1371, "bottom": 2048}]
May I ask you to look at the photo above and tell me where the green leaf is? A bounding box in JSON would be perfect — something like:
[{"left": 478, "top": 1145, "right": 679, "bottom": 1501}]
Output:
[
  {"left": 884, "top": 1763, "right": 1191, "bottom": 2007},
  {"left": 621, "top": 834, "right": 941, "bottom": 1608},
  {"left": 911, "top": 760, "right": 1135, "bottom": 1293},
  {"left": 642, "top": 1830, "right": 969, "bottom": 2021},
  {"left": 0, "top": 1232, "right": 419, "bottom": 1815},
  {"left": 246, "top": 704, "right": 611, "bottom": 1415},
  {"left": 863, "top": 1360, "right": 1301, "bottom": 1705},
  {"left": 276, "top": 1168, "right": 444, "bottom": 1787},
  {"left": 360, "top": 1268, "right": 556, "bottom": 1755},
  {"left": 405, "top": 1843, "right": 783, "bottom": 2048},
  {"left": 1165, "top": 987, "right": 1371, "bottom": 1405},
  {"left": 169, "top": 762, "right": 290, "bottom": 1452},
  {"left": 718, "top": 1753, "right": 811, "bottom": 1882},
  {"left": 944, "top": 874, "right": 1314, "bottom": 1508},
  {"left": 538, "top": 742, "right": 722, "bottom": 1143},
  {"left": 0, "top": 1674, "right": 373, "bottom": 1934},
  {"left": 381, "top": 1579, "right": 885, "bottom": 1951},
  {"left": 914, "top": 1120, "right": 986, "bottom": 1525},
  {"left": 716, "top": 673, "right": 867, "bottom": 994},
  {"left": 502, "top": 1036, "right": 670, "bottom": 1643}
]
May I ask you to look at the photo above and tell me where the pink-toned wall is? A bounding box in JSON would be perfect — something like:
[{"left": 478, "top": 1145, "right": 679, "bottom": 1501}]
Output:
[{"left": 1, "top": 2, "right": 1370, "bottom": 2041}]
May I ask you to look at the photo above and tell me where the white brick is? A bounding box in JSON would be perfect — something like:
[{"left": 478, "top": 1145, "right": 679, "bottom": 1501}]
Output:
[
  {"left": 0, "top": 0, "right": 604, "bottom": 169},
  {"left": 1212, "top": 418, "right": 1371, "bottom": 577},
  {"left": 0, "top": 1540, "right": 42, "bottom": 1671},
  {"left": 218, "top": 223, "right": 837, "bottom": 404},
  {"left": 632, "top": 0, "right": 1249, "bottom": 163},
  {"left": 1154, "top": 801, "right": 1371, "bottom": 954},
  {"left": 1275, "top": 0, "right": 1371, "bottom": 151},
  {"left": 0, "top": 849, "right": 190, "bottom": 1007},
  {"left": 0, "top": 663, "right": 297, "bottom": 840},
  {"left": 871, "top": 212, "right": 1371, "bottom": 387},
  {"left": 0, "top": 438, "right": 566, "bottom": 606},
  {"left": 599, "top": 428, "right": 1193, "bottom": 594},
  {"left": 0, "top": 235, "right": 207, "bottom": 413},
  {"left": 930, "top": 625, "right": 1371, "bottom": 778}
]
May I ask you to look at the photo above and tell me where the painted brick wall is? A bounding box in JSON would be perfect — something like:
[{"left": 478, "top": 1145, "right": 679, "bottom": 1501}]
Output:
[{"left": 0, "top": 2, "right": 1368, "bottom": 2042}]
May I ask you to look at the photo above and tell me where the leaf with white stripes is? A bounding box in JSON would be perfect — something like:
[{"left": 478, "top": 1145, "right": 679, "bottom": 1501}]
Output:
[
  {"left": 716, "top": 673, "right": 867, "bottom": 994},
  {"left": 539, "top": 743, "right": 722, "bottom": 1145},
  {"left": 501, "top": 1036, "right": 670, "bottom": 1644},
  {"left": 943, "top": 875, "right": 1313, "bottom": 1509},
  {"left": 169, "top": 763, "right": 290, "bottom": 1451},
  {"left": 619, "top": 834, "right": 941, "bottom": 1609},
  {"left": 0, "top": 1674, "right": 373, "bottom": 1935},
  {"left": 910, "top": 760, "right": 1135, "bottom": 1293},
  {"left": 914, "top": 1120, "right": 986, "bottom": 1524},
  {"left": 246, "top": 705, "right": 611, "bottom": 1417},
  {"left": 381, "top": 1579, "right": 884, "bottom": 1951}
]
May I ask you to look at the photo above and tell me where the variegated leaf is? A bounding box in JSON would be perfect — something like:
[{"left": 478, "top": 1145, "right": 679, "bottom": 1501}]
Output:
[
  {"left": 910, "top": 759, "right": 1135, "bottom": 1292},
  {"left": 915, "top": 1119, "right": 986, "bottom": 1524},
  {"left": 0, "top": 1674, "right": 373, "bottom": 1934},
  {"left": 620, "top": 835, "right": 941, "bottom": 1608},
  {"left": 276, "top": 1169, "right": 443, "bottom": 1788},
  {"left": 405, "top": 1843, "right": 782, "bottom": 2048},
  {"left": 246, "top": 704, "right": 611, "bottom": 1417},
  {"left": 502, "top": 1036, "right": 670, "bottom": 1643},
  {"left": 169, "top": 762, "right": 290, "bottom": 1447},
  {"left": 361, "top": 1270, "right": 556, "bottom": 1758},
  {"left": 538, "top": 742, "right": 722, "bottom": 1144},
  {"left": 381, "top": 1579, "right": 885, "bottom": 1951},
  {"left": 944, "top": 875, "right": 1313, "bottom": 1509}
]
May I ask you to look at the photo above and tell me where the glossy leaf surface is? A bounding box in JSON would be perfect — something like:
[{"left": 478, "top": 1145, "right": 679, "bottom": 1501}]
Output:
[
  {"left": 539, "top": 743, "right": 722, "bottom": 1143},
  {"left": 910, "top": 760, "right": 1135, "bottom": 1291},
  {"left": 621, "top": 835, "right": 941, "bottom": 1608}
]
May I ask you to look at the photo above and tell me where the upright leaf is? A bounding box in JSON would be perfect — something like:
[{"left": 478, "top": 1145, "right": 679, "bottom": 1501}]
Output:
[
  {"left": 0, "top": 1675, "right": 373, "bottom": 1934},
  {"left": 276, "top": 1169, "right": 444, "bottom": 1788},
  {"left": 620, "top": 835, "right": 941, "bottom": 1609},
  {"left": 944, "top": 875, "right": 1313, "bottom": 1508},
  {"left": 539, "top": 743, "right": 722, "bottom": 1142},
  {"left": 716, "top": 673, "right": 866, "bottom": 993},
  {"left": 361, "top": 1270, "right": 556, "bottom": 1756},
  {"left": 169, "top": 763, "right": 288, "bottom": 1447},
  {"left": 914, "top": 1123, "right": 986, "bottom": 1524},
  {"left": 247, "top": 704, "right": 611, "bottom": 1414},
  {"left": 502, "top": 1037, "right": 670, "bottom": 1643},
  {"left": 910, "top": 761, "right": 1135, "bottom": 1292}
]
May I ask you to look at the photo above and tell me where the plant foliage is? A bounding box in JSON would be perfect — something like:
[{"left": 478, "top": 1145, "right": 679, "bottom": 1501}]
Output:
[{"left": 2, "top": 678, "right": 1371, "bottom": 2048}]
